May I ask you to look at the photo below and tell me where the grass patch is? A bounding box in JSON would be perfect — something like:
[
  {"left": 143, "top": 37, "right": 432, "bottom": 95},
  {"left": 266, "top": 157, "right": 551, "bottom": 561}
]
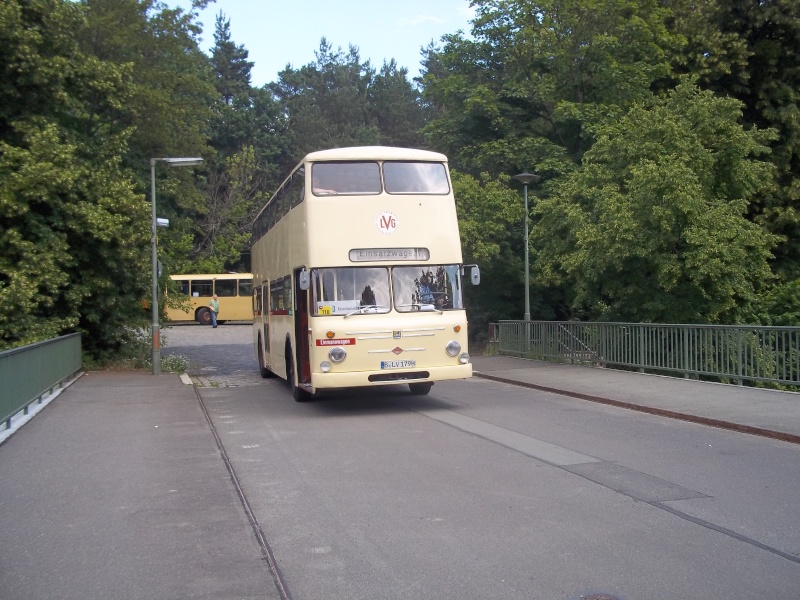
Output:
[{"left": 82, "top": 327, "right": 189, "bottom": 373}]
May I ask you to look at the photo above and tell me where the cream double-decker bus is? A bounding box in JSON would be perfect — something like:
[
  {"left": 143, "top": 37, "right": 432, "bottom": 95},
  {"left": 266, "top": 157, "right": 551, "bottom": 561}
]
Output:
[{"left": 251, "top": 146, "right": 479, "bottom": 400}]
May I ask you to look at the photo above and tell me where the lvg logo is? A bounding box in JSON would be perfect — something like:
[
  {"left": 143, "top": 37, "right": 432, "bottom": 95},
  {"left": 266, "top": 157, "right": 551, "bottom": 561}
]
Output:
[{"left": 376, "top": 211, "right": 398, "bottom": 234}]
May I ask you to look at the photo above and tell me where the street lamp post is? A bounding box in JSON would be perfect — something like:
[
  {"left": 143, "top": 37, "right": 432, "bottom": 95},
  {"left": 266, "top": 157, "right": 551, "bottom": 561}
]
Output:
[
  {"left": 512, "top": 172, "right": 540, "bottom": 321},
  {"left": 150, "top": 157, "right": 203, "bottom": 375}
]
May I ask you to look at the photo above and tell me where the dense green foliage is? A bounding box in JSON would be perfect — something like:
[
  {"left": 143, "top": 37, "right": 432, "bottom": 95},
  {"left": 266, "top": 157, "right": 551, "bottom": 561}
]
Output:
[
  {"left": 0, "top": 0, "right": 148, "bottom": 354},
  {"left": 1, "top": 0, "right": 797, "bottom": 357},
  {"left": 534, "top": 81, "right": 778, "bottom": 323}
]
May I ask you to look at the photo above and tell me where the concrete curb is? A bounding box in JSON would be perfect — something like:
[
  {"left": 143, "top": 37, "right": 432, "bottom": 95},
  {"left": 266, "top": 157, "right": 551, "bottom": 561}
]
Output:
[{"left": 473, "top": 371, "right": 800, "bottom": 446}]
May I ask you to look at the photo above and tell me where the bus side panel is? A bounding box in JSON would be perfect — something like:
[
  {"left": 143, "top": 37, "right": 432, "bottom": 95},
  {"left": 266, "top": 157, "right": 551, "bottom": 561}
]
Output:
[{"left": 252, "top": 203, "right": 308, "bottom": 382}]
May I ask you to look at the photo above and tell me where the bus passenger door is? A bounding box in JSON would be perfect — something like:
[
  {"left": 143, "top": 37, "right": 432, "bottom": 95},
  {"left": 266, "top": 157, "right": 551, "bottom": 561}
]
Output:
[
  {"left": 294, "top": 269, "right": 311, "bottom": 385},
  {"left": 262, "top": 283, "right": 270, "bottom": 356}
]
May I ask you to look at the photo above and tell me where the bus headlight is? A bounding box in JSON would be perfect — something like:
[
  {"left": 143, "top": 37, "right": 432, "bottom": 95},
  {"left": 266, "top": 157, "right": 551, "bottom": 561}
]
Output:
[
  {"left": 460, "top": 352, "right": 470, "bottom": 364},
  {"left": 445, "top": 340, "right": 461, "bottom": 357},
  {"left": 320, "top": 361, "right": 331, "bottom": 372},
  {"left": 329, "top": 346, "right": 347, "bottom": 363}
]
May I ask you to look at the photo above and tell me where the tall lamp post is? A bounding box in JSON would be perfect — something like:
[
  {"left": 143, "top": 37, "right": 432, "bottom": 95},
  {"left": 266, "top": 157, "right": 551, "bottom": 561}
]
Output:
[
  {"left": 150, "top": 157, "right": 203, "bottom": 375},
  {"left": 512, "top": 172, "right": 540, "bottom": 321}
]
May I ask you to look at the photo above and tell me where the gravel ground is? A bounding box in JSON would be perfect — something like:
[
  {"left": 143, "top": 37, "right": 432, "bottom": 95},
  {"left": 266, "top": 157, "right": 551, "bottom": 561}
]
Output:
[{"left": 160, "top": 322, "right": 263, "bottom": 387}]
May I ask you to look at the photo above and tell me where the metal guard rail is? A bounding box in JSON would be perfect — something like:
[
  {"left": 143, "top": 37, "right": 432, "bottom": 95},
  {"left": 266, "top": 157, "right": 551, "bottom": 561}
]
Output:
[
  {"left": 496, "top": 321, "right": 800, "bottom": 388},
  {"left": 0, "top": 333, "right": 82, "bottom": 429}
]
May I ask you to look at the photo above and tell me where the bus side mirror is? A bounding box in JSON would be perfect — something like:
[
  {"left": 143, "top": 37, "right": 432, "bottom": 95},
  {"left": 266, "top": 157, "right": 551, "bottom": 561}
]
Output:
[
  {"left": 298, "top": 268, "right": 310, "bottom": 291},
  {"left": 471, "top": 266, "right": 480, "bottom": 285},
  {"left": 463, "top": 264, "right": 480, "bottom": 285}
]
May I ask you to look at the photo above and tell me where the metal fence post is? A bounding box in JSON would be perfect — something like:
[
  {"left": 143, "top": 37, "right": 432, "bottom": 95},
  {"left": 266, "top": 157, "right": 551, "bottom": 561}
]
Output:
[{"left": 683, "top": 327, "right": 689, "bottom": 379}]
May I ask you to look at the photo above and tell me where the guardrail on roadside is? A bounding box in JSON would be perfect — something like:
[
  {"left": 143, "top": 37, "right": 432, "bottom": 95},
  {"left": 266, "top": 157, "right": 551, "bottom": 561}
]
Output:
[
  {"left": 0, "top": 333, "right": 82, "bottom": 429},
  {"left": 495, "top": 321, "right": 800, "bottom": 388}
]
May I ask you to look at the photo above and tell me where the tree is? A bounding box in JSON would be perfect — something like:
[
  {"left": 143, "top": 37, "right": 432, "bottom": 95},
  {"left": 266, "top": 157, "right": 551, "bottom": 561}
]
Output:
[
  {"left": 208, "top": 12, "right": 255, "bottom": 158},
  {"left": 369, "top": 60, "right": 426, "bottom": 148},
  {"left": 0, "top": 0, "right": 149, "bottom": 354},
  {"left": 271, "top": 39, "right": 381, "bottom": 159},
  {"left": 80, "top": 0, "right": 216, "bottom": 281},
  {"left": 665, "top": 0, "right": 800, "bottom": 280},
  {"left": 198, "top": 13, "right": 289, "bottom": 272},
  {"left": 80, "top": 0, "right": 214, "bottom": 163},
  {"left": 421, "top": 0, "right": 682, "bottom": 176},
  {"left": 186, "top": 146, "right": 270, "bottom": 273},
  {"left": 453, "top": 171, "right": 529, "bottom": 337},
  {"left": 533, "top": 81, "right": 778, "bottom": 323}
]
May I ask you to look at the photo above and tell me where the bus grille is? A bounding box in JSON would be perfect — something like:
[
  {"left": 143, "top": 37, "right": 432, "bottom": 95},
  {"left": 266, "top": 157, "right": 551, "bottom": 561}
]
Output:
[{"left": 368, "top": 371, "right": 430, "bottom": 383}]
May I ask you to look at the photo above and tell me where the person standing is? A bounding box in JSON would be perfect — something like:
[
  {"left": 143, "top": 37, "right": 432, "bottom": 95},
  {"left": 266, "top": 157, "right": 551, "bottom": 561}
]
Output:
[{"left": 209, "top": 294, "right": 219, "bottom": 328}]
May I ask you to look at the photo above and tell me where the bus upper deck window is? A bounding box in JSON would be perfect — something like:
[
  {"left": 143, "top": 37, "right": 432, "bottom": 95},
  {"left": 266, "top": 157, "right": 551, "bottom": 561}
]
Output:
[
  {"left": 312, "top": 162, "right": 381, "bottom": 196},
  {"left": 383, "top": 162, "right": 450, "bottom": 194}
]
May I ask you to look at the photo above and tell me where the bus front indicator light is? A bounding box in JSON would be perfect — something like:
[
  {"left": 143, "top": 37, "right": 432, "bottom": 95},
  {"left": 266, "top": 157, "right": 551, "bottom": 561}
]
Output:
[
  {"left": 329, "top": 346, "right": 347, "bottom": 363},
  {"left": 446, "top": 340, "right": 461, "bottom": 357}
]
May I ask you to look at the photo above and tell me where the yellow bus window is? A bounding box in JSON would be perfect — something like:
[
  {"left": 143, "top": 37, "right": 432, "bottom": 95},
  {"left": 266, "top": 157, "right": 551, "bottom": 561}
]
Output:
[
  {"left": 215, "top": 279, "right": 236, "bottom": 297},
  {"left": 191, "top": 280, "right": 213, "bottom": 297},
  {"left": 175, "top": 280, "right": 190, "bottom": 295},
  {"left": 238, "top": 279, "right": 253, "bottom": 297}
]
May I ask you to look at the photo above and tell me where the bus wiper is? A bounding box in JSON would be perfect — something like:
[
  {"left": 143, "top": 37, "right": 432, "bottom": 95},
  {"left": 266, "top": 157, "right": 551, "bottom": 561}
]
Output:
[
  {"left": 395, "top": 303, "right": 443, "bottom": 314},
  {"left": 343, "top": 304, "right": 390, "bottom": 318}
]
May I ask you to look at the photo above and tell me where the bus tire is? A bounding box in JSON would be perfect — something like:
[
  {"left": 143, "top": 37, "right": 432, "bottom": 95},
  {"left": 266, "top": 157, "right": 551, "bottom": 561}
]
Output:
[
  {"left": 196, "top": 308, "right": 212, "bottom": 325},
  {"left": 409, "top": 382, "right": 433, "bottom": 395},
  {"left": 257, "top": 340, "right": 275, "bottom": 378},
  {"left": 286, "top": 351, "right": 309, "bottom": 402}
]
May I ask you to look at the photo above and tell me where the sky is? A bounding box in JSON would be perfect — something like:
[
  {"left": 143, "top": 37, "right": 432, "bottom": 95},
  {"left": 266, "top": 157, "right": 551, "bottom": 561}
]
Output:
[{"left": 177, "top": 0, "right": 476, "bottom": 87}]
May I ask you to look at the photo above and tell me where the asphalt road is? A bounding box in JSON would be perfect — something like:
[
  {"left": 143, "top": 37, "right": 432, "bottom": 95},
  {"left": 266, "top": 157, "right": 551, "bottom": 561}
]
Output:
[{"left": 162, "top": 323, "right": 800, "bottom": 600}]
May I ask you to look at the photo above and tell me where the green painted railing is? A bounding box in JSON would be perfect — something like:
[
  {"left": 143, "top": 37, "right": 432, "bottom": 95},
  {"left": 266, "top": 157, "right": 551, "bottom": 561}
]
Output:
[
  {"left": 496, "top": 321, "right": 800, "bottom": 388},
  {"left": 0, "top": 334, "right": 82, "bottom": 429}
]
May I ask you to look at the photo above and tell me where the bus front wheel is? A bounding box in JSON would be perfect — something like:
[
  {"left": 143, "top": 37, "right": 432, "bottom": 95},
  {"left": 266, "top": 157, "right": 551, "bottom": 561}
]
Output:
[
  {"left": 196, "top": 308, "right": 212, "bottom": 325},
  {"left": 409, "top": 382, "right": 433, "bottom": 395},
  {"left": 286, "top": 351, "right": 310, "bottom": 402}
]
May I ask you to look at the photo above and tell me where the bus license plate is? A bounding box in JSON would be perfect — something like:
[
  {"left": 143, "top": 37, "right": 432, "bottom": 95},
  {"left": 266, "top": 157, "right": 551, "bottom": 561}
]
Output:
[{"left": 381, "top": 360, "right": 416, "bottom": 369}]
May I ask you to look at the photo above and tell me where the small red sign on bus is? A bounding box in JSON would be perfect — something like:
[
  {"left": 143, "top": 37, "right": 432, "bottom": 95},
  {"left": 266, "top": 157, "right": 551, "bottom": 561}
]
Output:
[{"left": 316, "top": 338, "right": 356, "bottom": 346}]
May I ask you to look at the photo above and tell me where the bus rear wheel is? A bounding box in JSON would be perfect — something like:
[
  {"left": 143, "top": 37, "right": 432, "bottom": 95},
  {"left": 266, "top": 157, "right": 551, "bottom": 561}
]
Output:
[
  {"left": 409, "top": 382, "right": 433, "bottom": 395},
  {"left": 196, "top": 308, "right": 212, "bottom": 325}
]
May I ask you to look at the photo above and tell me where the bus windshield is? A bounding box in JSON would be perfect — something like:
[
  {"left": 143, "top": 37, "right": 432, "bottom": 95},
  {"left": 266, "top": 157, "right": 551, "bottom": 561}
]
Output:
[
  {"left": 392, "top": 265, "right": 462, "bottom": 311},
  {"left": 310, "top": 265, "right": 463, "bottom": 316}
]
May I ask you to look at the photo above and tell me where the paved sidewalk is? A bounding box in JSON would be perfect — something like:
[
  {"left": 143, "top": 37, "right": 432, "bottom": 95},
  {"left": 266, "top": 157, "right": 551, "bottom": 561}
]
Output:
[
  {"left": 471, "top": 355, "right": 800, "bottom": 444},
  {"left": 0, "top": 371, "right": 282, "bottom": 600}
]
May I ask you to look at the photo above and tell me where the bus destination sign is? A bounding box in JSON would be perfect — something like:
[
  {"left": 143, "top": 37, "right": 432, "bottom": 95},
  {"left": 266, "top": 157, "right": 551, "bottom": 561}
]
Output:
[{"left": 349, "top": 248, "right": 430, "bottom": 262}]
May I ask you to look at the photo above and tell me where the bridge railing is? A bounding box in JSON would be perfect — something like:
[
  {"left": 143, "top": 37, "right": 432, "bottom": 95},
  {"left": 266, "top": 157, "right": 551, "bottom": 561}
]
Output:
[
  {"left": 0, "top": 333, "right": 82, "bottom": 429},
  {"left": 496, "top": 321, "right": 800, "bottom": 388}
]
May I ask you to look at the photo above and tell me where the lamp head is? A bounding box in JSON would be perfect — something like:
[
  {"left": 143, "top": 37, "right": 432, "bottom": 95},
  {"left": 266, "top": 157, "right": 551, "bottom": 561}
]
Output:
[
  {"left": 162, "top": 157, "right": 203, "bottom": 167},
  {"left": 513, "top": 172, "right": 540, "bottom": 185}
]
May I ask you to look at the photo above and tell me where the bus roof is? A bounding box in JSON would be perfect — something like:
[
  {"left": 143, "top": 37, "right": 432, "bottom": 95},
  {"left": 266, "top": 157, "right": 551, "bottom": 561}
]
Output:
[
  {"left": 304, "top": 146, "right": 447, "bottom": 163},
  {"left": 170, "top": 273, "right": 252, "bottom": 279}
]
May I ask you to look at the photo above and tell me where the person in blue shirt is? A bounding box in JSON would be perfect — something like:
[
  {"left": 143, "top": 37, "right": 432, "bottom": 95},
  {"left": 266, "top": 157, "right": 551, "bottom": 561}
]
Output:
[{"left": 418, "top": 274, "right": 435, "bottom": 304}]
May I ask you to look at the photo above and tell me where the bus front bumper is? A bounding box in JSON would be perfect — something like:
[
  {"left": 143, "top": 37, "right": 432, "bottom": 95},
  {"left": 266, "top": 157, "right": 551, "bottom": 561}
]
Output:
[{"left": 309, "top": 363, "right": 472, "bottom": 391}]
